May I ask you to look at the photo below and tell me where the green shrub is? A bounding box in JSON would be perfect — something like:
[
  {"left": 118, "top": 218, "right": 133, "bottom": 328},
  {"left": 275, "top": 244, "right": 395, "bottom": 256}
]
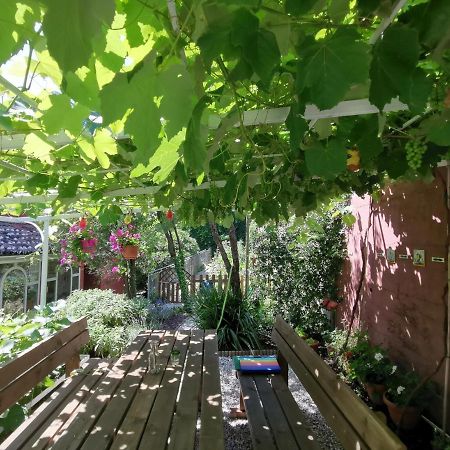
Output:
[
  {"left": 61, "top": 289, "right": 151, "bottom": 357},
  {"left": 251, "top": 204, "right": 347, "bottom": 336},
  {"left": 191, "top": 286, "right": 262, "bottom": 350}
]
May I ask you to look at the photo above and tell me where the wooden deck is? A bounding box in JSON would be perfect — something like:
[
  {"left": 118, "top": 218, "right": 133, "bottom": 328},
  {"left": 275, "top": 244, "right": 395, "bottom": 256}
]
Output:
[{"left": 1, "top": 329, "right": 224, "bottom": 450}]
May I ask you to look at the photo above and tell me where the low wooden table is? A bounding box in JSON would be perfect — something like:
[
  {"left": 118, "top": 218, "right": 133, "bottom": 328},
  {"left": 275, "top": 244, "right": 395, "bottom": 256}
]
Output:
[{"left": 1, "top": 329, "right": 224, "bottom": 450}]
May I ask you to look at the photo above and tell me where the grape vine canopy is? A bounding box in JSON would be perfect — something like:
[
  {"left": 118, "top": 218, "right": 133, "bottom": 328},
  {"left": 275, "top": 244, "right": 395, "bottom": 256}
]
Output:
[{"left": 0, "top": 0, "right": 449, "bottom": 225}]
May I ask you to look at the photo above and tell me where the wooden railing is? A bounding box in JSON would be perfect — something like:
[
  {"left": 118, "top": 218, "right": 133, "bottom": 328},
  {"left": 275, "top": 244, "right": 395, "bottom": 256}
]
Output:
[{"left": 158, "top": 273, "right": 243, "bottom": 303}]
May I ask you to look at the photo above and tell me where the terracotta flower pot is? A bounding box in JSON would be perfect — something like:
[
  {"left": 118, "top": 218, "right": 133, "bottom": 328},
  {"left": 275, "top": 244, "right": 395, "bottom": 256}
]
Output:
[
  {"left": 364, "top": 382, "right": 386, "bottom": 406},
  {"left": 383, "top": 392, "right": 422, "bottom": 430},
  {"left": 81, "top": 239, "right": 96, "bottom": 254},
  {"left": 309, "top": 341, "right": 320, "bottom": 352},
  {"left": 121, "top": 244, "right": 139, "bottom": 260}
]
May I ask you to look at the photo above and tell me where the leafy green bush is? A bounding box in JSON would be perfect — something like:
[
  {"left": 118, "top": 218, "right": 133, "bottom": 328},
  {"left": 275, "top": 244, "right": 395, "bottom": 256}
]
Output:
[
  {"left": 191, "top": 286, "right": 262, "bottom": 350},
  {"left": 61, "top": 289, "right": 151, "bottom": 357},
  {"left": 251, "top": 203, "right": 347, "bottom": 336},
  {"left": 0, "top": 304, "right": 71, "bottom": 440}
]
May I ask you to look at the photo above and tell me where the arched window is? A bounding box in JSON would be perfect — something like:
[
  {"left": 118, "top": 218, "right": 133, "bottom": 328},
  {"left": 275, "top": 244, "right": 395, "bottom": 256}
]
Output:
[{"left": 0, "top": 266, "right": 28, "bottom": 315}]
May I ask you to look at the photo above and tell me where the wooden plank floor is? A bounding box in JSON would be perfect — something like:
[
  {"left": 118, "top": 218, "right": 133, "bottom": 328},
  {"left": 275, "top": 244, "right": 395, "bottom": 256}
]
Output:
[
  {"left": 1, "top": 330, "right": 224, "bottom": 450},
  {"left": 239, "top": 372, "right": 321, "bottom": 450}
]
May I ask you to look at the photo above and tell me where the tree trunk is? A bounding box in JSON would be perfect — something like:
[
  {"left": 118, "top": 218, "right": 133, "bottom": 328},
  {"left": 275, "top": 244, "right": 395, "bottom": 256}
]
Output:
[
  {"left": 228, "top": 222, "right": 242, "bottom": 299},
  {"left": 209, "top": 221, "right": 231, "bottom": 272},
  {"left": 157, "top": 211, "right": 176, "bottom": 258},
  {"left": 157, "top": 211, "right": 189, "bottom": 303}
]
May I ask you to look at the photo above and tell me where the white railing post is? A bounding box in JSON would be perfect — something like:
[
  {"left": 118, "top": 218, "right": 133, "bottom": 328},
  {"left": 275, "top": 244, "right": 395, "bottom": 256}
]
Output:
[{"left": 39, "top": 217, "right": 50, "bottom": 307}]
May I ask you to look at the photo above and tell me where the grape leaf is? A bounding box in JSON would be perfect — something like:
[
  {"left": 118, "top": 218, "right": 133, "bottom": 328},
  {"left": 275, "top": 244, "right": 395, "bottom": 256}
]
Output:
[
  {"left": 350, "top": 116, "right": 382, "bottom": 164},
  {"left": 43, "top": 0, "right": 115, "bottom": 73},
  {"left": 299, "top": 28, "right": 370, "bottom": 109},
  {"left": 369, "top": 25, "right": 421, "bottom": 110},
  {"left": 58, "top": 175, "right": 81, "bottom": 199},
  {"left": 23, "top": 132, "right": 55, "bottom": 164},
  {"left": 64, "top": 65, "right": 101, "bottom": 111},
  {"left": 0, "top": 1, "right": 38, "bottom": 64},
  {"left": 244, "top": 29, "right": 280, "bottom": 85},
  {"left": 183, "top": 97, "right": 210, "bottom": 173},
  {"left": 157, "top": 63, "right": 196, "bottom": 139},
  {"left": 421, "top": 112, "right": 450, "bottom": 146},
  {"left": 285, "top": 0, "right": 317, "bottom": 15},
  {"left": 40, "top": 94, "right": 90, "bottom": 135},
  {"left": 131, "top": 130, "right": 186, "bottom": 183},
  {"left": 305, "top": 138, "right": 347, "bottom": 179}
]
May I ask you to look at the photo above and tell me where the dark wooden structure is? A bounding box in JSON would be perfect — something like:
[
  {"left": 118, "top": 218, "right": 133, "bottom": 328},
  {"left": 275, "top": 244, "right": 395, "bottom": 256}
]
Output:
[
  {"left": 1, "top": 329, "right": 224, "bottom": 450},
  {"left": 237, "top": 316, "right": 406, "bottom": 450}
]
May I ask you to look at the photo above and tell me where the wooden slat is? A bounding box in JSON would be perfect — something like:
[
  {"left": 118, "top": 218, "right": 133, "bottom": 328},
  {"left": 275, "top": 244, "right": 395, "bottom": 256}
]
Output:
[
  {"left": 271, "top": 375, "right": 322, "bottom": 450},
  {"left": 26, "top": 361, "right": 112, "bottom": 450},
  {"left": 50, "top": 332, "right": 150, "bottom": 450},
  {"left": 110, "top": 331, "right": 176, "bottom": 450},
  {"left": 273, "top": 316, "right": 406, "bottom": 450},
  {"left": 168, "top": 330, "right": 204, "bottom": 450},
  {"left": 239, "top": 375, "right": 276, "bottom": 450},
  {"left": 253, "top": 375, "right": 299, "bottom": 449},
  {"left": 0, "top": 367, "right": 93, "bottom": 450},
  {"left": 0, "top": 329, "right": 89, "bottom": 414},
  {"left": 199, "top": 331, "right": 224, "bottom": 450},
  {"left": 138, "top": 330, "right": 190, "bottom": 449},
  {"left": 80, "top": 333, "right": 162, "bottom": 450},
  {"left": 0, "top": 318, "right": 87, "bottom": 391}
]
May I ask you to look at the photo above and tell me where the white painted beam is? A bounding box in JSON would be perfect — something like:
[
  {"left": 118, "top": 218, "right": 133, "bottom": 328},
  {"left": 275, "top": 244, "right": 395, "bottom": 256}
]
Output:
[
  {"left": 0, "top": 99, "right": 408, "bottom": 151},
  {"left": 0, "top": 180, "right": 227, "bottom": 205}
]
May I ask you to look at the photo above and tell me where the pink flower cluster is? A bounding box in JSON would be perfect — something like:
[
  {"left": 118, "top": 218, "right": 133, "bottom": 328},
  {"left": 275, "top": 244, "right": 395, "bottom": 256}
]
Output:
[{"left": 109, "top": 224, "right": 140, "bottom": 254}]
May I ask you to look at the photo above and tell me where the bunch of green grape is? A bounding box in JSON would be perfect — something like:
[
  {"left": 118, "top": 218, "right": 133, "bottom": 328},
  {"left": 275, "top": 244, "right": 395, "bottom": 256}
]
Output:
[{"left": 405, "top": 139, "right": 427, "bottom": 170}]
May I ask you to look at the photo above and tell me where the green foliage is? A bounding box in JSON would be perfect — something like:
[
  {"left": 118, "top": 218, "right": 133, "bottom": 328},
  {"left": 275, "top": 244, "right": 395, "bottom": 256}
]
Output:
[
  {"left": 348, "top": 340, "right": 395, "bottom": 384},
  {"left": 1, "top": 276, "right": 26, "bottom": 316},
  {"left": 0, "top": 0, "right": 449, "bottom": 224},
  {"left": 386, "top": 369, "right": 435, "bottom": 408},
  {"left": 251, "top": 204, "right": 347, "bottom": 336},
  {"left": 61, "top": 289, "right": 150, "bottom": 357},
  {"left": 0, "top": 304, "right": 72, "bottom": 439},
  {"left": 191, "top": 286, "right": 262, "bottom": 350}
]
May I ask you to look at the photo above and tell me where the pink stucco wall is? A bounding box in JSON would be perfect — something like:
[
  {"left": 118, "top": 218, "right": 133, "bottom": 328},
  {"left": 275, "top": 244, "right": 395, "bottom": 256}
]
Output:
[{"left": 339, "top": 168, "right": 448, "bottom": 426}]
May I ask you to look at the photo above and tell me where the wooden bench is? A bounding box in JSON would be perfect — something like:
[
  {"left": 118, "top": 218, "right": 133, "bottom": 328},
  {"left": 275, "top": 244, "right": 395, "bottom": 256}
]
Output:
[
  {"left": 237, "top": 316, "right": 407, "bottom": 450},
  {"left": 0, "top": 317, "right": 90, "bottom": 417}
]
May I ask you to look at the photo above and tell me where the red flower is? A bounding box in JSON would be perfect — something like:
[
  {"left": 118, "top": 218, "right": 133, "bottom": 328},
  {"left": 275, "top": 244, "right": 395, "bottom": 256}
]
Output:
[
  {"left": 79, "top": 217, "right": 87, "bottom": 229},
  {"left": 166, "top": 210, "right": 174, "bottom": 221}
]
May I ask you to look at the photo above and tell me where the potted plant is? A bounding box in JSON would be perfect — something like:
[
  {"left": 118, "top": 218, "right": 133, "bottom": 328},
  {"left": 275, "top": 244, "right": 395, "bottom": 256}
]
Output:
[
  {"left": 383, "top": 370, "right": 434, "bottom": 430},
  {"left": 60, "top": 217, "right": 97, "bottom": 267},
  {"left": 305, "top": 337, "right": 320, "bottom": 352},
  {"left": 109, "top": 224, "right": 141, "bottom": 260},
  {"left": 348, "top": 342, "right": 395, "bottom": 405}
]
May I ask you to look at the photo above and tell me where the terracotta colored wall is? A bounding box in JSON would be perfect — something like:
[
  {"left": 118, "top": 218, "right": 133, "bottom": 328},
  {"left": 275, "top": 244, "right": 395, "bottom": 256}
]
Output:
[{"left": 339, "top": 168, "right": 448, "bottom": 426}]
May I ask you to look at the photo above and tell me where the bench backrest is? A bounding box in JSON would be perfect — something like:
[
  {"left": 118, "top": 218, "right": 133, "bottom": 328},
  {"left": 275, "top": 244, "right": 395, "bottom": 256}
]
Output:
[
  {"left": 272, "top": 316, "right": 406, "bottom": 450},
  {"left": 0, "top": 317, "right": 89, "bottom": 414}
]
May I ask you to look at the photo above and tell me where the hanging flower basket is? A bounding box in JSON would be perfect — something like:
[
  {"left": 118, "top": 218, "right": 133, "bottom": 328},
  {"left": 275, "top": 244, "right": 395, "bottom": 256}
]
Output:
[
  {"left": 60, "top": 218, "right": 97, "bottom": 267},
  {"left": 121, "top": 244, "right": 139, "bottom": 260},
  {"left": 81, "top": 238, "right": 97, "bottom": 254},
  {"left": 110, "top": 223, "right": 141, "bottom": 260}
]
